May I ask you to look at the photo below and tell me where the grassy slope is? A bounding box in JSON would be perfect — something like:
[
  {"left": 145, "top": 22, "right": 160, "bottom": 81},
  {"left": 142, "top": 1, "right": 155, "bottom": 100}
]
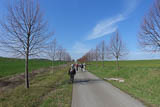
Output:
[
  {"left": 0, "top": 57, "right": 66, "bottom": 78},
  {"left": 87, "top": 60, "right": 160, "bottom": 107},
  {"left": 0, "top": 65, "right": 72, "bottom": 107}
]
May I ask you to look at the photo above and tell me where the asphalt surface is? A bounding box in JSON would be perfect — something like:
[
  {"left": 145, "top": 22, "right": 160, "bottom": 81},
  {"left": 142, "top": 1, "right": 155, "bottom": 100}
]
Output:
[{"left": 71, "top": 70, "right": 146, "bottom": 107}]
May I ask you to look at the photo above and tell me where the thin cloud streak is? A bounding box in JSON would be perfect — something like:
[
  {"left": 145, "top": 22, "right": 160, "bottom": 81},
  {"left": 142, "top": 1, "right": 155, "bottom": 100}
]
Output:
[
  {"left": 123, "top": 0, "right": 142, "bottom": 16},
  {"left": 86, "top": 0, "right": 142, "bottom": 40},
  {"left": 87, "top": 14, "right": 125, "bottom": 40}
]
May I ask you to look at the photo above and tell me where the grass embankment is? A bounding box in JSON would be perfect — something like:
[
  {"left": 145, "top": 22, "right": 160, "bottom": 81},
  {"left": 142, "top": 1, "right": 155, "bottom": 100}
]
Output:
[
  {"left": 0, "top": 57, "right": 66, "bottom": 78},
  {"left": 0, "top": 65, "right": 72, "bottom": 107},
  {"left": 87, "top": 60, "right": 160, "bottom": 107}
]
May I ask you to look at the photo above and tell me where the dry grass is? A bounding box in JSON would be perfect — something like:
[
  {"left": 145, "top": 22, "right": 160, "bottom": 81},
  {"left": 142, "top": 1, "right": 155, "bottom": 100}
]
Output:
[{"left": 0, "top": 65, "right": 72, "bottom": 107}]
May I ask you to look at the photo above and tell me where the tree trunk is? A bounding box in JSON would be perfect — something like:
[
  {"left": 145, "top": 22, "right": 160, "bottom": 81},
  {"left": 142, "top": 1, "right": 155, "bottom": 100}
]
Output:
[
  {"left": 96, "top": 59, "right": 98, "bottom": 67},
  {"left": 25, "top": 51, "right": 29, "bottom": 88},
  {"left": 102, "top": 54, "right": 104, "bottom": 67},
  {"left": 52, "top": 58, "right": 54, "bottom": 72},
  {"left": 103, "top": 60, "right": 104, "bottom": 67},
  {"left": 116, "top": 58, "right": 119, "bottom": 71},
  {"left": 25, "top": 34, "right": 30, "bottom": 89}
]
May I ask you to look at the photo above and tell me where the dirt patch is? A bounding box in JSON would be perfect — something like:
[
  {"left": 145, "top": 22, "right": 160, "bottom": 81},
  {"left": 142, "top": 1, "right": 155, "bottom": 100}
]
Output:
[
  {"left": 0, "top": 64, "right": 68, "bottom": 92},
  {"left": 0, "top": 81, "right": 11, "bottom": 87}
]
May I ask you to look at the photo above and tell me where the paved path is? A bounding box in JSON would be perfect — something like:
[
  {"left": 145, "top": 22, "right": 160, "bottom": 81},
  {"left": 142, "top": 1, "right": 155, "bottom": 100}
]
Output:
[{"left": 71, "top": 71, "right": 146, "bottom": 107}]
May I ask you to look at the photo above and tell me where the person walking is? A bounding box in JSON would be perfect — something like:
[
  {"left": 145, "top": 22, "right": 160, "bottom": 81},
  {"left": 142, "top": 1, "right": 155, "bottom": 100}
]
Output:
[
  {"left": 81, "top": 63, "right": 83, "bottom": 72},
  {"left": 76, "top": 63, "right": 78, "bottom": 72},
  {"left": 68, "top": 64, "right": 76, "bottom": 83}
]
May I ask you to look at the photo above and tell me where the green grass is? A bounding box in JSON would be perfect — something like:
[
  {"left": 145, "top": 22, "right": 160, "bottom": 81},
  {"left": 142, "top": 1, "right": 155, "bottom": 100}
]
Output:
[
  {"left": 0, "top": 65, "right": 72, "bottom": 107},
  {"left": 0, "top": 57, "right": 66, "bottom": 78},
  {"left": 87, "top": 60, "right": 160, "bottom": 107}
]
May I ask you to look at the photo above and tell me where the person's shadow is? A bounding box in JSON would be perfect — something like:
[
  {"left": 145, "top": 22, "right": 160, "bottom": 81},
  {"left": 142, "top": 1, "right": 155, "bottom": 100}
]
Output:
[{"left": 73, "top": 78, "right": 103, "bottom": 85}]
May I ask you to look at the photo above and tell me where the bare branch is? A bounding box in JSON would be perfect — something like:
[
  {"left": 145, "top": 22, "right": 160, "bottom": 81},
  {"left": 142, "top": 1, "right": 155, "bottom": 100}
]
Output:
[
  {"left": 0, "top": 0, "right": 52, "bottom": 88},
  {"left": 108, "top": 30, "right": 128, "bottom": 70},
  {"left": 138, "top": 0, "right": 160, "bottom": 52}
]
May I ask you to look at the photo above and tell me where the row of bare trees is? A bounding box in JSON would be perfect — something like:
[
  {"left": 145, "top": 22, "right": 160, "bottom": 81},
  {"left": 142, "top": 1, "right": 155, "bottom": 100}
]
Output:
[
  {"left": 0, "top": 0, "right": 159, "bottom": 89},
  {"left": 79, "top": 0, "right": 160, "bottom": 70},
  {"left": 0, "top": 0, "right": 71, "bottom": 88},
  {"left": 78, "top": 30, "right": 128, "bottom": 70},
  {"left": 47, "top": 38, "right": 71, "bottom": 62},
  {"left": 78, "top": 0, "right": 160, "bottom": 71}
]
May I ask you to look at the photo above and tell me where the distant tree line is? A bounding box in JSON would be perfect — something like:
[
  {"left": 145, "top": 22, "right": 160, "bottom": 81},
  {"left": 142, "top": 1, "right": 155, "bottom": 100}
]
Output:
[{"left": 47, "top": 38, "right": 72, "bottom": 62}]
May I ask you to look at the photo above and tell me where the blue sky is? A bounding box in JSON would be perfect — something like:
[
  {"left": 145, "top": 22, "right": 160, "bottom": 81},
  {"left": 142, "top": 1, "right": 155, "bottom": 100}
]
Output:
[{"left": 0, "top": 0, "right": 159, "bottom": 60}]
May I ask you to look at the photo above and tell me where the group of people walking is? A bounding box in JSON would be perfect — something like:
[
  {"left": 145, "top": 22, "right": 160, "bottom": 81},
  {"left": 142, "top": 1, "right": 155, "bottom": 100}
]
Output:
[
  {"left": 68, "top": 63, "right": 86, "bottom": 83},
  {"left": 76, "top": 63, "right": 86, "bottom": 72}
]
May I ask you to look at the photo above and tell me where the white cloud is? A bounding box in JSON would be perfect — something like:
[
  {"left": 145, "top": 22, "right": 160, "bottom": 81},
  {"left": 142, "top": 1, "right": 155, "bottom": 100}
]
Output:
[{"left": 86, "top": 0, "right": 142, "bottom": 40}]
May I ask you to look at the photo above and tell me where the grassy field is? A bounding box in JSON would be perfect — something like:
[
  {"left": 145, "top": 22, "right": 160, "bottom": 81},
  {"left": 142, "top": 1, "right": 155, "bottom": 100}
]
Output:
[
  {"left": 0, "top": 65, "right": 72, "bottom": 107},
  {"left": 87, "top": 60, "right": 160, "bottom": 107},
  {"left": 0, "top": 57, "right": 66, "bottom": 78}
]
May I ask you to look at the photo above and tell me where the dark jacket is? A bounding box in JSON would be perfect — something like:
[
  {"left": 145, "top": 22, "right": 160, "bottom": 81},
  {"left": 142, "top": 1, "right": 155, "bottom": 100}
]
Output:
[{"left": 68, "top": 68, "right": 76, "bottom": 75}]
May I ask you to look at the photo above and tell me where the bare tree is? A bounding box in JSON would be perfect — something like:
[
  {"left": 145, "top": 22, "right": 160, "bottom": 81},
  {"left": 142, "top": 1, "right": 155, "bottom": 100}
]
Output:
[
  {"left": 138, "top": 0, "right": 160, "bottom": 52},
  {"left": 98, "top": 40, "right": 106, "bottom": 67},
  {"left": 87, "top": 49, "right": 95, "bottom": 61},
  {"left": 95, "top": 46, "right": 100, "bottom": 62},
  {"left": 47, "top": 39, "right": 72, "bottom": 62},
  {"left": 108, "top": 31, "right": 128, "bottom": 70},
  {"left": 80, "top": 49, "right": 96, "bottom": 62},
  {"left": 64, "top": 52, "right": 71, "bottom": 61},
  {"left": 57, "top": 46, "right": 64, "bottom": 61},
  {"left": 63, "top": 51, "right": 72, "bottom": 61},
  {"left": 0, "top": 0, "right": 51, "bottom": 88},
  {"left": 85, "top": 50, "right": 91, "bottom": 61},
  {"left": 61, "top": 48, "right": 67, "bottom": 61},
  {"left": 47, "top": 38, "right": 58, "bottom": 71},
  {"left": 48, "top": 38, "right": 57, "bottom": 61},
  {"left": 93, "top": 45, "right": 100, "bottom": 66},
  {"left": 77, "top": 42, "right": 105, "bottom": 63}
]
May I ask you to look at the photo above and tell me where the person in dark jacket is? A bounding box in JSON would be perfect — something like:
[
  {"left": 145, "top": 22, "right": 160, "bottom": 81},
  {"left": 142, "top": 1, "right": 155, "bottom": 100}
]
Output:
[{"left": 68, "top": 64, "right": 76, "bottom": 83}]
